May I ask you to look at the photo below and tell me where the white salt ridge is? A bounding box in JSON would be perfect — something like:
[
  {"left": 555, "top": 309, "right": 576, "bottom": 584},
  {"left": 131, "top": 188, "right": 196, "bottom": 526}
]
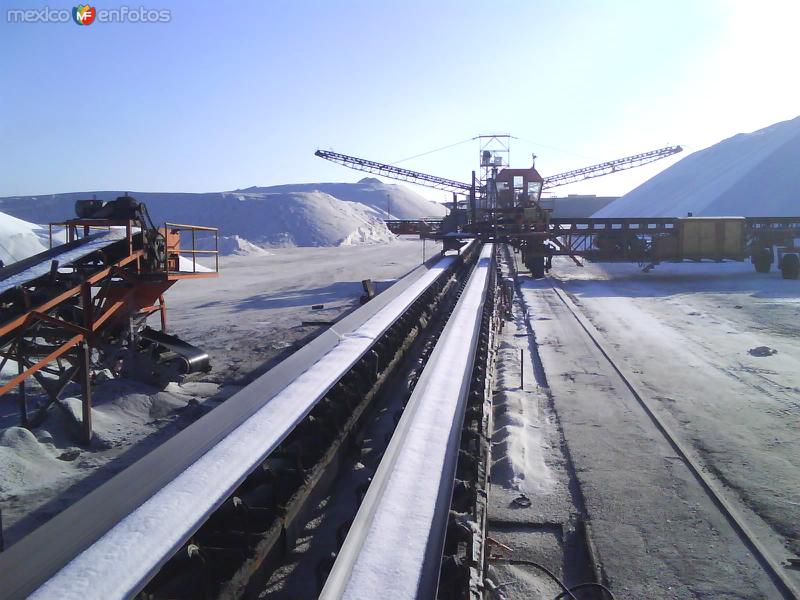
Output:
[
  {"left": 595, "top": 115, "right": 800, "bottom": 218},
  {"left": 257, "top": 177, "right": 448, "bottom": 220},
  {"left": 216, "top": 235, "right": 273, "bottom": 256},
  {"left": 0, "top": 180, "right": 447, "bottom": 254}
]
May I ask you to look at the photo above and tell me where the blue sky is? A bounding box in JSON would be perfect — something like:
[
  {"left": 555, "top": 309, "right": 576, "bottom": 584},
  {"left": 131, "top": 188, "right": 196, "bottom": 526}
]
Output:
[{"left": 1, "top": 0, "right": 798, "bottom": 201}]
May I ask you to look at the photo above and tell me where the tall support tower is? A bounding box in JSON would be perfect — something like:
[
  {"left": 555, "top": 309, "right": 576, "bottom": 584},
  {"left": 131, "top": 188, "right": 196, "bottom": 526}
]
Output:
[{"left": 477, "top": 134, "right": 511, "bottom": 208}]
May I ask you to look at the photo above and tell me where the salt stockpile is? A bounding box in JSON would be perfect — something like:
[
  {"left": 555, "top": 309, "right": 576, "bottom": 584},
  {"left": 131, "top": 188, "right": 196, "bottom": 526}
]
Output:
[
  {"left": 0, "top": 211, "right": 47, "bottom": 265},
  {"left": 0, "top": 180, "right": 446, "bottom": 254},
  {"left": 259, "top": 177, "right": 448, "bottom": 219},
  {"left": 595, "top": 116, "right": 800, "bottom": 218}
]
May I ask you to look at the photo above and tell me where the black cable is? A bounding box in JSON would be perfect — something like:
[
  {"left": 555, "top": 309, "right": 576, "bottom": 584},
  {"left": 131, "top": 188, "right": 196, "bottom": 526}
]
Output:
[
  {"left": 489, "top": 558, "right": 578, "bottom": 600},
  {"left": 554, "top": 581, "right": 617, "bottom": 600}
]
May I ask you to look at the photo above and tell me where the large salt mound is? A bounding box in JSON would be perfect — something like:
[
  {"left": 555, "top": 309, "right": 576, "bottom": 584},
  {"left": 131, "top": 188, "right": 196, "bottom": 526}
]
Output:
[
  {"left": 0, "top": 211, "right": 46, "bottom": 265},
  {"left": 595, "top": 116, "right": 800, "bottom": 218},
  {"left": 210, "top": 190, "right": 395, "bottom": 247},
  {"left": 254, "top": 178, "right": 448, "bottom": 220},
  {"left": 0, "top": 180, "right": 444, "bottom": 253}
]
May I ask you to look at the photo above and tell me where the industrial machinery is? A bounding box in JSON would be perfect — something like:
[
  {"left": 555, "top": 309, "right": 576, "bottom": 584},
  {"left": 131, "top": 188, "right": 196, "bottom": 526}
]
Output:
[
  {"left": 316, "top": 140, "right": 800, "bottom": 278},
  {"left": 0, "top": 196, "right": 219, "bottom": 443}
]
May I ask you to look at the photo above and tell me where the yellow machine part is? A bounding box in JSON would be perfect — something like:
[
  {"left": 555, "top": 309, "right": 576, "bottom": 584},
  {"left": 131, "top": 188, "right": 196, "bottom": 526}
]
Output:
[{"left": 676, "top": 217, "right": 746, "bottom": 260}]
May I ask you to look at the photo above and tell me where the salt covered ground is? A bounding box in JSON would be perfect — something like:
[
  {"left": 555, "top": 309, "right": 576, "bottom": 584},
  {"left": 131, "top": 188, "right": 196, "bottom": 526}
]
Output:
[
  {"left": 0, "top": 236, "right": 434, "bottom": 546},
  {"left": 519, "top": 256, "right": 800, "bottom": 596},
  {"left": 163, "top": 237, "right": 437, "bottom": 385}
]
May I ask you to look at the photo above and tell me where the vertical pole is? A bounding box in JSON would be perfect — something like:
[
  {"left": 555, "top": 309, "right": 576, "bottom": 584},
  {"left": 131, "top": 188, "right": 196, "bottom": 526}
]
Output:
[
  {"left": 452, "top": 192, "right": 457, "bottom": 214},
  {"left": 387, "top": 193, "right": 391, "bottom": 220},
  {"left": 163, "top": 225, "right": 168, "bottom": 272},
  {"left": 159, "top": 294, "right": 167, "bottom": 332},
  {"left": 520, "top": 348, "right": 524, "bottom": 390},
  {"left": 78, "top": 342, "right": 92, "bottom": 446},
  {"left": 470, "top": 171, "right": 477, "bottom": 227},
  {"left": 17, "top": 344, "right": 28, "bottom": 428},
  {"left": 192, "top": 228, "right": 196, "bottom": 273},
  {"left": 423, "top": 238, "right": 426, "bottom": 264},
  {"left": 81, "top": 283, "right": 93, "bottom": 331}
]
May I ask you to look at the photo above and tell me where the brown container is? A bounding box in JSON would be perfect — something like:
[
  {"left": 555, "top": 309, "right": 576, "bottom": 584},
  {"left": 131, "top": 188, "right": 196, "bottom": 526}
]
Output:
[
  {"left": 652, "top": 234, "right": 679, "bottom": 260},
  {"left": 677, "top": 217, "right": 746, "bottom": 259}
]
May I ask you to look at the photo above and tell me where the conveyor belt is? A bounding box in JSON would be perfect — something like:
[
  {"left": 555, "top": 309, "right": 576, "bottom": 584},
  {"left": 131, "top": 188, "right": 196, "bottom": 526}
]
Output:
[
  {"left": 0, "top": 230, "right": 126, "bottom": 295},
  {"left": 321, "top": 244, "right": 494, "bottom": 600},
  {"left": 0, "top": 243, "right": 473, "bottom": 600},
  {"left": 139, "top": 326, "right": 211, "bottom": 374}
]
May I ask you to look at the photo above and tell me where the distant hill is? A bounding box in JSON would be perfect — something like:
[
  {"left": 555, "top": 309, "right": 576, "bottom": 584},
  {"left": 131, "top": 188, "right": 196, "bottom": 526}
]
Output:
[{"left": 595, "top": 116, "right": 800, "bottom": 218}]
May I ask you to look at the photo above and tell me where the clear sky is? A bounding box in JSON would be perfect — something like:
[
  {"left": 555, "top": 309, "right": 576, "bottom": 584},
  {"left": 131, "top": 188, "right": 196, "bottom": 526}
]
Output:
[{"left": 1, "top": 0, "right": 798, "bottom": 202}]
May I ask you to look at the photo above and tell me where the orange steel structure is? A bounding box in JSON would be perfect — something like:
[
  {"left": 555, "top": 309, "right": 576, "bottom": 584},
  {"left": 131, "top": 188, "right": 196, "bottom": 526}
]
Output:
[{"left": 0, "top": 207, "right": 218, "bottom": 443}]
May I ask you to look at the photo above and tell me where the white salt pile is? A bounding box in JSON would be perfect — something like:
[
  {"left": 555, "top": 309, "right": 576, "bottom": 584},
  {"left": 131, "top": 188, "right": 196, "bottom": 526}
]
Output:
[{"left": 595, "top": 116, "right": 800, "bottom": 218}]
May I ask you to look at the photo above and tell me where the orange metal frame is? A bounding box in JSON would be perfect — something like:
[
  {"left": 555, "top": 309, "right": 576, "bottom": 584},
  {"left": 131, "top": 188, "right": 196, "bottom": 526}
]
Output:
[{"left": 0, "top": 218, "right": 219, "bottom": 443}]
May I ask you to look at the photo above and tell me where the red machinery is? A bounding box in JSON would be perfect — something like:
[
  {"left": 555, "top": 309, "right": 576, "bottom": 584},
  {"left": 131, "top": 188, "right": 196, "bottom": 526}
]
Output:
[
  {"left": 315, "top": 145, "right": 684, "bottom": 274},
  {"left": 316, "top": 144, "right": 800, "bottom": 278},
  {"left": 0, "top": 196, "right": 218, "bottom": 443}
]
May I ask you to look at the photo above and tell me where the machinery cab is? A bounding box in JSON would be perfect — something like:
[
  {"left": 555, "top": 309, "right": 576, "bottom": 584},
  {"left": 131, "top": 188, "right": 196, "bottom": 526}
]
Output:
[{"left": 495, "top": 163, "right": 544, "bottom": 209}]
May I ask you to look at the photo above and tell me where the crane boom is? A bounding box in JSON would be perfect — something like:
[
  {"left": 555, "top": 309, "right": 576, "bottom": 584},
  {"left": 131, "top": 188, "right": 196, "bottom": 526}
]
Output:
[
  {"left": 314, "top": 150, "right": 471, "bottom": 193},
  {"left": 542, "top": 145, "right": 683, "bottom": 189},
  {"left": 315, "top": 145, "right": 683, "bottom": 194}
]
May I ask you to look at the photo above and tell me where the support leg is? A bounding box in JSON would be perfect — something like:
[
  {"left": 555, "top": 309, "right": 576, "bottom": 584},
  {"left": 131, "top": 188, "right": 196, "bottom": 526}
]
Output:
[
  {"left": 159, "top": 294, "right": 167, "bottom": 332},
  {"left": 17, "top": 353, "right": 28, "bottom": 429},
  {"left": 77, "top": 343, "right": 92, "bottom": 445}
]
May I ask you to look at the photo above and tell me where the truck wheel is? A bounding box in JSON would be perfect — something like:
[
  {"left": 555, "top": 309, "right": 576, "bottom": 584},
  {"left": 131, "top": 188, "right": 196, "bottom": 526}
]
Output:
[
  {"left": 752, "top": 247, "right": 772, "bottom": 273},
  {"left": 781, "top": 254, "right": 799, "bottom": 279}
]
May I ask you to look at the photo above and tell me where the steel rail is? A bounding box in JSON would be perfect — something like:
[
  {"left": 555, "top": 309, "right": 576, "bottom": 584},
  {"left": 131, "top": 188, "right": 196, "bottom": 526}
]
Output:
[
  {"left": 314, "top": 150, "right": 472, "bottom": 193},
  {"left": 542, "top": 145, "right": 683, "bottom": 189},
  {"left": 0, "top": 243, "right": 475, "bottom": 600},
  {"left": 547, "top": 280, "right": 800, "bottom": 600},
  {"left": 320, "top": 244, "right": 494, "bottom": 600}
]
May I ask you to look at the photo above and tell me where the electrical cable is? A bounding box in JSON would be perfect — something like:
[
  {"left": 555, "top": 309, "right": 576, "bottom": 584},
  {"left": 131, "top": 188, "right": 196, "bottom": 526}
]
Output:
[
  {"left": 489, "top": 556, "right": 617, "bottom": 600},
  {"left": 554, "top": 581, "right": 617, "bottom": 600},
  {"left": 390, "top": 137, "right": 476, "bottom": 165},
  {"left": 488, "top": 558, "right": 578, "bottom": 600}
]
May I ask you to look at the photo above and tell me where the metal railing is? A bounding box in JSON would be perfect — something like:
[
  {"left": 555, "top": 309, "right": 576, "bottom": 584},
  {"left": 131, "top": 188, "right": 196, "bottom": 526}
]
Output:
[{"left": 162, "top": 222, "right": 219, "bottom": 275}]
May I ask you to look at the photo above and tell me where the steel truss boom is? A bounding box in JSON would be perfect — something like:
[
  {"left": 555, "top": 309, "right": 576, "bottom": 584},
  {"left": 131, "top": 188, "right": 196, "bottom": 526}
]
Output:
[
  {"left": 542, "top": 145, "right": 683, "bottom": 189},
  {"left": 315, "top": 145, "right": 682, "bottom": 195},
  {"left": 314, "top": 150, "right": 471, "bottom": 193}
]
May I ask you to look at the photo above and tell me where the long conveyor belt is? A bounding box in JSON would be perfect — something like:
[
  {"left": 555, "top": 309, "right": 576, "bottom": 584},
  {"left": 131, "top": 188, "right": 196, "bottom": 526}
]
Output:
[{"left": 0, "top": 243, "right": 475, "bottom": 600}]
